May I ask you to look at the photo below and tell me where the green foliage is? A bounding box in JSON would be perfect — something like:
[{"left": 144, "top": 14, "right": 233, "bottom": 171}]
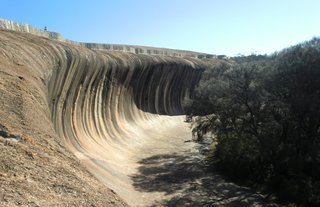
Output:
[{"left": 185, "top": 38, "right": 320, "bottom": 206}]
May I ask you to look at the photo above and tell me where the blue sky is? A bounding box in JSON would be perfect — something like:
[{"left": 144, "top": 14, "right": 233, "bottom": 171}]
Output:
[{"left": 1, "top": 0, "right": 320, "bottom": 56}]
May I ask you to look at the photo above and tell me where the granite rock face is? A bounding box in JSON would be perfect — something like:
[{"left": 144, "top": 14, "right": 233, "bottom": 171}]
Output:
[
  {"left": 0, "top": 28, "right": 134, "bottom": 206},
  {"left": 0, "top": 23, "right": 207, "bottom": 206},
  {"left": 48, "top": 45, "right": 206, "bottom": 205},
  {"left": 0, "top": 20, "right": 279, "bottom": 207}
]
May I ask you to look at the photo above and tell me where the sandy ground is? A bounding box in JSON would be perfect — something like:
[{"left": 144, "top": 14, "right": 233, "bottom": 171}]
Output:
[{"left": 117, "top": 115, "right": 278, "bottom": 207}]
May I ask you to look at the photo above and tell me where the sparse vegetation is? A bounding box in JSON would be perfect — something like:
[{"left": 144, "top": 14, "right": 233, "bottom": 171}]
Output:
[{"left": 185, "top": 38, "right": 320, "bottom": 206}]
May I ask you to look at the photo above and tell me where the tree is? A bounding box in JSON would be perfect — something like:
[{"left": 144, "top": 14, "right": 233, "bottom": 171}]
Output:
[{"left": 185, "top": 38, "right": 320, "bottom": 206}]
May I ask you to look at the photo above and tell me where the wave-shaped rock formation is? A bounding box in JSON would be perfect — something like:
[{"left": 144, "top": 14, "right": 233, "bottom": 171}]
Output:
[
  {"left": 1, "top": 19, "right": 276, "bottom": 207},
  {"left": 0, "top": 20, "right": 212, "bottom": 206},
  {"left": 47, "top": 43, "right": 206, "bottom": 205}
]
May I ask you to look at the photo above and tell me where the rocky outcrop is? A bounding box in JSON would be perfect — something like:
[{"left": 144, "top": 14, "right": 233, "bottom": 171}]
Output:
[
  {"left": 48, "top": 45, "right": 206, "bottom": 205},
  {"left": 0, "top": 19, "right": 279, "bottom": 206},
  {"left": 0, "top": 22, "right": 209, "bottom": 206},
  {"left": 0, "top": 28, "right": 133, "bottom": 206}
]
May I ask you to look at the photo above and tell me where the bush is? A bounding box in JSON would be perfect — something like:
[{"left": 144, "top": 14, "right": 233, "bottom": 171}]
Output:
[{"left": 185, "top": 38, "right": 320, "bottom": 206}]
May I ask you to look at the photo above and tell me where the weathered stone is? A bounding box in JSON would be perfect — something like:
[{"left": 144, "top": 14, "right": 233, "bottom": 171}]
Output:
[{"left": 0, "top": 19, "right": 275, "bottom": 207}]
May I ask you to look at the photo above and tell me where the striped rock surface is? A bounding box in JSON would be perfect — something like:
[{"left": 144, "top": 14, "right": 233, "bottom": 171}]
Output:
[{"left": 0, "top": 23, "right": 277, "bottom": 207}]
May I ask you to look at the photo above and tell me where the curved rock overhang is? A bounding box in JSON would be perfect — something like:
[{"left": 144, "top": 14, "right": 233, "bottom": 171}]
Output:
[
  {"left": 47, "top": 43, "right": 207, "bottom": 201},
  {"left": 0, "top": 26, "right": 209, "bottom": 205}
]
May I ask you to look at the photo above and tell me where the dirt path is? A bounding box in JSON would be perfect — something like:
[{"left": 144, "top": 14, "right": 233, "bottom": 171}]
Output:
[{"left": 126, "top": 115, "right": 278, "bottom": 207}]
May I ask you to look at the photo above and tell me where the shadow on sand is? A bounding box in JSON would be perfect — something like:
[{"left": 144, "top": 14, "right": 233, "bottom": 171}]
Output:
[{"left": 131, "top": 152, "right": 278, "bottom": 207}]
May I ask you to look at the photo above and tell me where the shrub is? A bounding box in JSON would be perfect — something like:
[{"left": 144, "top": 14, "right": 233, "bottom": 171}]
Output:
[{"left": 185, "top": 38, "right": 320, "bottom": 206}]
